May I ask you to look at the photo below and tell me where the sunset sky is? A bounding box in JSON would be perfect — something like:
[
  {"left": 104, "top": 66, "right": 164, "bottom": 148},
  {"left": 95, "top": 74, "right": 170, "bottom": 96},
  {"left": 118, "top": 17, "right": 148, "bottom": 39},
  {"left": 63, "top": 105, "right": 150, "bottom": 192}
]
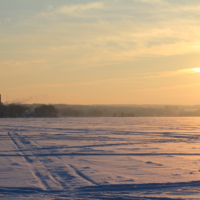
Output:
[{"left": 1, "top": 0, "right": 200, "bottom": 105}]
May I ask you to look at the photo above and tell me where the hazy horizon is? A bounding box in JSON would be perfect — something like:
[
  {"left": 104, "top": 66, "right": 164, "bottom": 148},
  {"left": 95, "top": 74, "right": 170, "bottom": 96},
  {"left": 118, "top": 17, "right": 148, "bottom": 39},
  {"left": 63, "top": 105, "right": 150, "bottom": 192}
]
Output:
[
  {"left": 1, "top": 0, "right": 200, "bottom": 105},
  {"left": 2, "top": 101, "right": 200, "bottom": 107}
]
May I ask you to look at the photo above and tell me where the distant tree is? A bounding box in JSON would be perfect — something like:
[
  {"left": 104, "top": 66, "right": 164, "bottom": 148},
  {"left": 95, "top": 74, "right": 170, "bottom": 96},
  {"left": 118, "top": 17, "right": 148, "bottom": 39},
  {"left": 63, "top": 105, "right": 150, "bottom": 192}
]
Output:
[
  {"left": 7, "top": 104, "right": 29, "bottom": 117},
  {"left": 120, "top": 112, "right": 125, "bottom": 117},
  {"left": 60, "top": 108, "right": 83, "bottom": 117},
  {"left": 34, "top": 105, "right": 58, "bottom": 117},
  {"left": 0, "top": 104, "right": 8, "bottom": 117},
  {"left": 87, "top": 108, "right": 103, "bottom": 117}
]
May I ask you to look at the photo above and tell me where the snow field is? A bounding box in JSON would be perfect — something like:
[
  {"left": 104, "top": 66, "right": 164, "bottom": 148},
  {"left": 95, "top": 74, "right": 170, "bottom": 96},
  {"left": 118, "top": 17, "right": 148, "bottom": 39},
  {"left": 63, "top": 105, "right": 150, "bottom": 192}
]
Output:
[{"left": 0, "top": 117, "right": 200, "bottom": 199}]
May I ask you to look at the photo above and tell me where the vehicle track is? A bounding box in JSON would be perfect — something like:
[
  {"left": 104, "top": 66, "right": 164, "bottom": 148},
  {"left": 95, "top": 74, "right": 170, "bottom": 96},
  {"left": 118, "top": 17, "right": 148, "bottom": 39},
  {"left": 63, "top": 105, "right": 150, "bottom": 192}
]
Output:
[
  {"left": 69, "top": 164, "right": 99, "bottom": 186},
  {"left": 17, "top": 135, "right": 76, "bottom": 189},
  {"left": 10, "top": 130, "right": 99, "bottom": 192},
  {"left": 8, "top": 130, "right": 64, "bottom": 191}
]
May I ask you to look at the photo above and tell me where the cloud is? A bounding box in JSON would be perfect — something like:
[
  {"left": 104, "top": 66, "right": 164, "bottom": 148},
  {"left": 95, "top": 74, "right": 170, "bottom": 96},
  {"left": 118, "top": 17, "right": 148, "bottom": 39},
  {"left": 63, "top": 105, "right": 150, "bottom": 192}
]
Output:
[
  {"left": 133, "top": 68, "right": 200, "bottom": 79},
  {"left": 133, "top": 0, "right": 164, "bottom": 4},
  {"left": 133, "top": 83, "right": 200, "bottom": 92},
  {"left": 47, "top": 5, "right": 53, "bottom": 11},
  {"left": 55, "top": 2, "right": 104, "bottom": 15},
  {"left": 1, "top": 84, "right": 66, "bottom": 91},
  {"left": 4, "top": 18, "right": 11, "bottom": 22},
  {"left": 1, "top": 67, "right": 198, "bottom": 92},
  {"left": 75, "top": 67, "right": 200, "bottom": 85},
  {"left": 36, "top": 2, "right": 104, "bottom": 20}
]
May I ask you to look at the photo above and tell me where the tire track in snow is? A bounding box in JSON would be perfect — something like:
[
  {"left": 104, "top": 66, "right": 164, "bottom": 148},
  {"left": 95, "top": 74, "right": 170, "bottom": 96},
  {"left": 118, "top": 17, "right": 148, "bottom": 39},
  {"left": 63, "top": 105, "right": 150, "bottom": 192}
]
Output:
[
  {"left": 14, "top": 133, "right": 84, "bottom": 192},
  {"left": 8, "top": 130, "right": 64, "bottom": 191},
  {"left": 69, "top": 164, "right": 99, "bottom": 186},
  {"left": 79, "top": 180, "right": 200, "bottom": 192},
  {"left": 15, "top": 132, "right": 101, "bottom": 189},
  {"left": 20, "top": 138, "right": 73, "bottom": 191},
  {"left": 4, "top": 152, "right": 200, "bottom": 157}
]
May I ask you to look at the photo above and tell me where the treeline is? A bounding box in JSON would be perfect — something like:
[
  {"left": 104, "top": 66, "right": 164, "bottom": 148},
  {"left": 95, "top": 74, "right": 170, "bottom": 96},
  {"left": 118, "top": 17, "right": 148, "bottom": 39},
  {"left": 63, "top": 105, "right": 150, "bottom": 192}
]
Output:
[
  {"left": 1, "top": 103, "right": 200, "bottom": 118},
  {"left": 56, "top": 105, "right": 200, "bottom": 117},
  {"left": 0, "top": 104, "right": 58, "bottom": 118}
]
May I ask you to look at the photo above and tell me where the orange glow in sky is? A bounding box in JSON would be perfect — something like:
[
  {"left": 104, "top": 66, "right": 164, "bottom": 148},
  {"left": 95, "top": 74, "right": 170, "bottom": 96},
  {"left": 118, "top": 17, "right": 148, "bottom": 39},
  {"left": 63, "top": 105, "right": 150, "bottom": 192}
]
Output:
[
  {"left": 193, "top": 68, "right": 200, "bottom": 73},
  {"left": 1, "top": 1, "right": 200, "bottom": 105}
]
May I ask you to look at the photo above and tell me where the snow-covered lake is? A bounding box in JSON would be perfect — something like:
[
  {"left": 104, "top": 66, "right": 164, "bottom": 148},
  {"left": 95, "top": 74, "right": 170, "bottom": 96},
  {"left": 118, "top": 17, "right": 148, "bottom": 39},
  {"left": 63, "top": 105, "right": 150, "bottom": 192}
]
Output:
[{"left": 1, "top": 117, "right": 200, "bottom": 199}]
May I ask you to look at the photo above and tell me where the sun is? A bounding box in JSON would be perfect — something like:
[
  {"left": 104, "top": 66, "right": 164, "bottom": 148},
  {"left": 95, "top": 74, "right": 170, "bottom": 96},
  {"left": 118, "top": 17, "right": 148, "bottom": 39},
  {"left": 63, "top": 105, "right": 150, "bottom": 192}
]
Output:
[{"left": 192, "top": 68, "right": 200, "bottom": 73}]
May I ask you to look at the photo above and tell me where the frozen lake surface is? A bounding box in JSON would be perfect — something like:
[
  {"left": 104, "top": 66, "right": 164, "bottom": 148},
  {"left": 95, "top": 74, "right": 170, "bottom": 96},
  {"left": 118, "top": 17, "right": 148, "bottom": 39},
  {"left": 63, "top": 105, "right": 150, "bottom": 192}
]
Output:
[{"left": 1, "top": 117, "right": 200, "bottom": 199}]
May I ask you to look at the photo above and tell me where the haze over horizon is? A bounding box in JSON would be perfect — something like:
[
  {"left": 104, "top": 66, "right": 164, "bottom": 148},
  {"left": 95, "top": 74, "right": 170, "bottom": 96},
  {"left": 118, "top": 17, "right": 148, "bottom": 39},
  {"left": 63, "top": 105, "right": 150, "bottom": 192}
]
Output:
[{"left": 1, "top": 0, "right": 200, "bottom": 105}]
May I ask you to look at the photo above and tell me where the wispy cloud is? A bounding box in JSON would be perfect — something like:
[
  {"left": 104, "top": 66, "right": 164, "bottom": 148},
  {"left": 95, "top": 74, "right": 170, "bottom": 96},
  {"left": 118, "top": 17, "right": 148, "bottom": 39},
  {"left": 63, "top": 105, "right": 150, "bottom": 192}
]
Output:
[
  {"left": 1, "top": 84, "right": 66, "bottom": 91},
  {"left": 1, "top": 1, "right": 200, "bottom": 104},
  {"left": 56, "top": 2, "right": 104, "bottom": 15},
  {"left": 0, "top": 60, "right": 49, "bottom": 76},
  {"left": 74, "top": 67, "right": 200, "bottom": 85},
  {"left": 133, "top": 83, "right": 200, "bottom": 92},
  {"left": 38, "top": 2, "right": 104, "bottom": 18},
  {"left": 2, "top": 67, "right": 198, "bottom": 90},
  {"left": 133, "top": 0, "right": 164, "bottom": 4}
]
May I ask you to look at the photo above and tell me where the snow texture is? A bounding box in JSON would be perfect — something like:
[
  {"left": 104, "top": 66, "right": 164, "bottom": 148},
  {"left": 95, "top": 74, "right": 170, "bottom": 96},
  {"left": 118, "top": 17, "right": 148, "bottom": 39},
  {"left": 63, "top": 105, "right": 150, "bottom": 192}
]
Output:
[{"left": 0, "top": 117, "right": 200, "bottom": 199}]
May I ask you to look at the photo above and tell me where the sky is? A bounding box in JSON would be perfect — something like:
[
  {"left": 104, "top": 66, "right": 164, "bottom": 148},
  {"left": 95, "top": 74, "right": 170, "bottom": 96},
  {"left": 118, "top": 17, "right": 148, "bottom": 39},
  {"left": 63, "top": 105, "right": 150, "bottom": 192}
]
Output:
[{"left": 1, "top": 0, "right": 200, "bottom": 105}]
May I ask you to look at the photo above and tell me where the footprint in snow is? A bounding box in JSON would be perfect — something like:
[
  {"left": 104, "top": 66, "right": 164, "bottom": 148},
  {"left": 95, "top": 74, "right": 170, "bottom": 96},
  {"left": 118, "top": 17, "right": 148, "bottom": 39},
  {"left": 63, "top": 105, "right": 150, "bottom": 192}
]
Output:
[
  {"left": 83, "top": 167, "right": 90, "bottom": 169},
  {"left": 11, "top": 163, "right": 20, "bottom": 166},
  {"left": 146, "top": 161, "right": 153, "bottom": 164},
  {"left": 146, "top": 161, "right": 163, "bottom": 166}
]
